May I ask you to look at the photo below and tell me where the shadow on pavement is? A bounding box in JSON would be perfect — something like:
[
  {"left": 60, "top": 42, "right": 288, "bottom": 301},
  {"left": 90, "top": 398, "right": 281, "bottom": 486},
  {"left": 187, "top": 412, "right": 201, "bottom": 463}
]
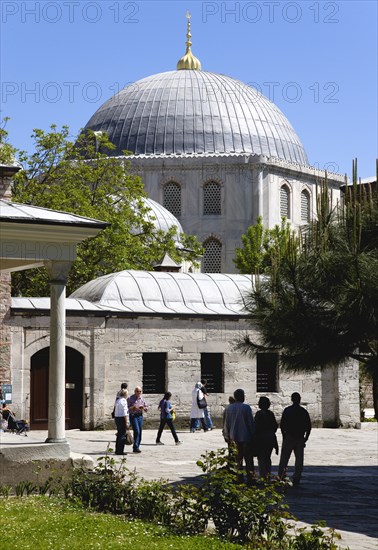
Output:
[{"left": 281, "top": 465, "right": 378, "bottom": 539}]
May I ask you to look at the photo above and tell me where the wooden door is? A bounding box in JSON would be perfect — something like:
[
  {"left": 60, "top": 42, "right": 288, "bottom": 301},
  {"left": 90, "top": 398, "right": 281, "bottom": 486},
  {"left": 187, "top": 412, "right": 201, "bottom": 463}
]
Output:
[{"left": 30, "top": 347, "right": 83, "bottom": 430}]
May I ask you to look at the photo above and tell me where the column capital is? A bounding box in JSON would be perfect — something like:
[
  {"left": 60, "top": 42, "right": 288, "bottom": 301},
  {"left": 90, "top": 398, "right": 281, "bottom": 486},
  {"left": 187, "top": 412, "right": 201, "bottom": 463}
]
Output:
[{"left": 44, "top": 260, "right": 72, "bottom": 283}]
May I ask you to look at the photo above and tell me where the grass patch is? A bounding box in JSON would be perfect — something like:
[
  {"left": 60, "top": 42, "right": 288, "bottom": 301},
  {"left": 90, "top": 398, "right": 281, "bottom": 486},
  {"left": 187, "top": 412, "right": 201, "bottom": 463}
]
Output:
[{"left": 1, "top": 496, "right": 242, "bottom": 549}]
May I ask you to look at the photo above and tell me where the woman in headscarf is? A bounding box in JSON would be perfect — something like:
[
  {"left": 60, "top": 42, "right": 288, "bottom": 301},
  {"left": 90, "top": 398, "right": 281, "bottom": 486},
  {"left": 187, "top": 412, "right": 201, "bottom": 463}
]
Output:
[{"left": 190, "top": 382, "right": 208, "bottom": 432}]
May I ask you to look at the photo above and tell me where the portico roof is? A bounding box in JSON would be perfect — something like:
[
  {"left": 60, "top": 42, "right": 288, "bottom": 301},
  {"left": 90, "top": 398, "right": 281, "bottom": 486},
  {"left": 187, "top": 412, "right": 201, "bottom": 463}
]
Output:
[{"left": 0, "top": 200, "right": 108, "bottom": 272}]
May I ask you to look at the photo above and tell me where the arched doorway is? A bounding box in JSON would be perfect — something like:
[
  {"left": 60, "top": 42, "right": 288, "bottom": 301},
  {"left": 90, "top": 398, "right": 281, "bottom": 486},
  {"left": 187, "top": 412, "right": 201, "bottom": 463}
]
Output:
[{"left": 30, "top": 347, "right": 84, "bottom": 430}]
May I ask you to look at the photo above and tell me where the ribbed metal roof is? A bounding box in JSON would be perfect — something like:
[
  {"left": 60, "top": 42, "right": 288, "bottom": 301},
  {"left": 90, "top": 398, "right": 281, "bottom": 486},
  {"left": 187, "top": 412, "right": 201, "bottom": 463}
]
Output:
[
  {"left": 66, "top": 270, "right": 253, "bottom": 316},
  {"left": 84, "top": 70, "right": 308, "bottom": 164}
]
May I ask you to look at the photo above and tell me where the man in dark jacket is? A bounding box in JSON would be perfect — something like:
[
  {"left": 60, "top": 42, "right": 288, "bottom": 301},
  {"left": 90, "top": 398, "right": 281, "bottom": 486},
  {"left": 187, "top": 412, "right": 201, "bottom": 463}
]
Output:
[{"left": 278, "top": 392, "right": 311, "bottom": 486}]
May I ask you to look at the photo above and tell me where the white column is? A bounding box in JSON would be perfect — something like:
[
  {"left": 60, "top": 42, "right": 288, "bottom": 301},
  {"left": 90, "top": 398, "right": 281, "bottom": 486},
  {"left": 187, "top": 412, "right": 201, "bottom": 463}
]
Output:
[
  {"left": 44, "top": 261, "right": 72, "bottom": 443},
  {"left": 257, "top": 168, "right": 263, "bottom": 220}
]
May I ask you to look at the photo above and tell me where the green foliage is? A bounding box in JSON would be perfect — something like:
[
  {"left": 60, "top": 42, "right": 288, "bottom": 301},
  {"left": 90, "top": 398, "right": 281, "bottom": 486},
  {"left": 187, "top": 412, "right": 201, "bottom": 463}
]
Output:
[
  {"left": 238, "top": 161, "right": 378, "bottom": 419},
  {"left": 0, "top": 484, "right": 11, "bottom": 498},
  {"left": 15, "top": 480, "right": 37, "bottom": 497},
  {"left": 9, "top": 124, "right": 202, "bottom": 296},
  {"left": 233, "top": 216, "right": 296, "bottom": 274},
  {"left": 197, "top": 448, "right": 289, "bottom": 544},
  {"left": 70, "top": 449, "right": 131, "bottom": 514},
  {"left": 0, "top": 496, "right": 242, "bottom": 549},
  {"left": 127, "top": 477, "right": 172, "bottom": 524},
  {"left": 0, "top": 118, "right": 17, "bottom": 165},
  {"left": 3, "top": 446, "right": 342, "bottom": 548},
  {"left": 286, "top": 523, "right": 342, "bottom": 550},
  {"left": 170, "top": 483, "right": 208, "bottom": 535}
]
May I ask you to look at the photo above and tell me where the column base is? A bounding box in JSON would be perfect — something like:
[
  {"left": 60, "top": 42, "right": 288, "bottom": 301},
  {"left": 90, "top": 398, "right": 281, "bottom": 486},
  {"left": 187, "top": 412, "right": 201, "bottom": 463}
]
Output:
[{"left": 45, "top": 437, "right": 68, "bottom": 444}]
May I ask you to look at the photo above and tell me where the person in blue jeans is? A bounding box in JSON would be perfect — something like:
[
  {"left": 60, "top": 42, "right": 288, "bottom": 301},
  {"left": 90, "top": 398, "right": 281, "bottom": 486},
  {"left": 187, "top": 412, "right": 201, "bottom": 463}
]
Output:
[
  {"left": 156, "top": 392, "right": 182, "bottom": 445},
  {"left": 127, "top": 386, "right": 149, "bottom": 453},
  {"left": 200, "top": 379, "right": 214, "bottom": 430}
]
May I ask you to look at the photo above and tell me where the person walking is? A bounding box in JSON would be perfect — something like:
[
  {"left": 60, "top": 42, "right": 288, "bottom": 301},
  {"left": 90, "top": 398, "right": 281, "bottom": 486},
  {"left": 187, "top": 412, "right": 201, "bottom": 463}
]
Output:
[
  {"left": 128, "top": 386, "right": 149, "bottom": 453},
  {"left": 223, "top": 388, "right": 256, "bottom": 483},
  {"left": 222, "top": 395, "right": 236, "bottom": 445},
  {"left": 278, "top": 392, "right": 312, "bottom": 486},
  {"left": 113, "top": 388, "right": 129, "bottom": 455},
  {"left": 156, "top": 392, "right": 182, "bottom": 445},
  {"left": 200, "top": 379, "right": 214, "bottom": 430},
  {"left": 116, "top": 382, "right": 128, "bottom": 398},
  {"left": 190, "top": 382, "right": 208, "bottom": 432},
  {"left": 112, "top": 382, "right": 129, "bottom": 418},
  {"left": 255, "top": 396, "right": 278, "bottom": 479}
]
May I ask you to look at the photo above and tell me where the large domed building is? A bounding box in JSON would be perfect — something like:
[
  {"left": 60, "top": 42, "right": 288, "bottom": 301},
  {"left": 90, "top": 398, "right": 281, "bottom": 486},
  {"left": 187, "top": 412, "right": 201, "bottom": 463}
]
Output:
[
  {"left": 2, "top": 15, "right": 359, "bottom": 434},
  {"left": 84, "top": 14, "right": 344, "bottom": 272}
]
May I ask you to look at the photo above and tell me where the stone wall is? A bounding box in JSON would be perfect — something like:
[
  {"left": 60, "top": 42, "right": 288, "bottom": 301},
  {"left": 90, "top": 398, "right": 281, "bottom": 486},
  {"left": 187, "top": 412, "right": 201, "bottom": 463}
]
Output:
[
  {"left": 131, "top": 155, "right": 344, "bottom": 273},
  {"left": 8, "top": 312, "right": 360, "bottom": 429},
  {"left": 0, "top": 170, "right": 15, "bottom": 387},
  {"left": 0, "top": 273, "right": 12, "bottom": 384}
]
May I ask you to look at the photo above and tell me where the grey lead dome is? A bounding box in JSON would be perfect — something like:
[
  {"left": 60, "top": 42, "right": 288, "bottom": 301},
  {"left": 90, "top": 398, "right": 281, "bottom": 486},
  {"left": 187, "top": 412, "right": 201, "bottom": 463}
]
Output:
[{"left": 84, "top": 70, "right": 308, "bottom": 164}]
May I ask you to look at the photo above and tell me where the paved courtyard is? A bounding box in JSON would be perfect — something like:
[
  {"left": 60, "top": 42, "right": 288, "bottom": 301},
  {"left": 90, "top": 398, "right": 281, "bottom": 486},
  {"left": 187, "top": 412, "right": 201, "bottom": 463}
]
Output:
[{"left": 1, "top": 425, "right": 377, "bottom": 549}]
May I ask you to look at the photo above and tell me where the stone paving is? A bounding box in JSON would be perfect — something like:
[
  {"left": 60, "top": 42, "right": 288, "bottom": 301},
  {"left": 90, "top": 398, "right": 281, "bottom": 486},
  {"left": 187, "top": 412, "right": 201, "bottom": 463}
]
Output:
[{"left": 1, "top": 425, "right": 377, "bottom": 549}]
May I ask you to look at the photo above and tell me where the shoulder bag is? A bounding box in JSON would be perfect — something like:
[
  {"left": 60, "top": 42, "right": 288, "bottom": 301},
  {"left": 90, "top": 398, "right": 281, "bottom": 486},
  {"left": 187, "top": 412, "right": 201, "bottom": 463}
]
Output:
[{"left": 197, "top": 393, "right": 207, "bottom": 409}]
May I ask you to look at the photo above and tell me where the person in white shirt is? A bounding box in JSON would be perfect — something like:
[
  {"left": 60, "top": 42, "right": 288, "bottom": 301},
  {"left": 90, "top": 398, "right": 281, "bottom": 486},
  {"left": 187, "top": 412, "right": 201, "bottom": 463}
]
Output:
[{"left": 114, "top": 388, "right": 129, "bottom": 455}]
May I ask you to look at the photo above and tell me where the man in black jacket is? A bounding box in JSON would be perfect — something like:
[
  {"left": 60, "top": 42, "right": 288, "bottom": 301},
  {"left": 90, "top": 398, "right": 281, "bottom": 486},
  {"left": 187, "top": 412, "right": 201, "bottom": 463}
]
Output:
[{"left": 278, "top": 392, "right": 311, "bottom": 486}]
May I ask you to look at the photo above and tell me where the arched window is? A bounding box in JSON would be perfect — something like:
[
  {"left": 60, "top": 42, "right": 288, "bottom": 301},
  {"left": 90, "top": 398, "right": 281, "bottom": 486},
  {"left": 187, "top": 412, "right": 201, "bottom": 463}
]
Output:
[
  {"left": 203, "top": 181, "right": 221, "bottom": 215},
  {"left": 203, "top": 238, "right": 222, "bottom": 273},
  {"left": 280, "top": 184, "right": 290, "bottom": 219},
  {"left": 301, "top": 190, "right": 310, "bottom": 222},
  {"left": 163, "top": 182, "right": 181, "bottom": 217}
]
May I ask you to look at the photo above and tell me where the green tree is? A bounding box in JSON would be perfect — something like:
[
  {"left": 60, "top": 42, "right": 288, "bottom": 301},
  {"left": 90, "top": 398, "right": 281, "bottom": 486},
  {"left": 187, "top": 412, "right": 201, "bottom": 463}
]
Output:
[
  {"left": 10, "top": 125, "right": 202, "bottom": 296},
  {"left": 233, "top": 216, "right": 294, "bottom": 274},
  {"left": 238, "top": 162, "right": 378, "bottom": 420},
  {"left": 0, "top": 118, "right": 17, "bottom": 164}
]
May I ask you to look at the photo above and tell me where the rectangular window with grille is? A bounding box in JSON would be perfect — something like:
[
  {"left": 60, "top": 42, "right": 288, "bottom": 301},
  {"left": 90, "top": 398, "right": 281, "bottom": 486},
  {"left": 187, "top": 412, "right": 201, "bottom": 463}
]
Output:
[
  {"left": 200, "top": 353, "right": 223, "bottom": 392},
  {"left": 256, "top": 353, "right": 279, "bottom": 392},
  {"left": 142, "top": 353, "right": 166, "bottom": 394}
]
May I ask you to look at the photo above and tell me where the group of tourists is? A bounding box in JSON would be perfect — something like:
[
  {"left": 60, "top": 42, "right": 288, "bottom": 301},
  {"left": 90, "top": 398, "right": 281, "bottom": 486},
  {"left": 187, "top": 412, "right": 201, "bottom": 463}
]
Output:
[
  {"left": 223, "top": 389, "right": 311, "bottom": 485},
  {"left": 112, "top": 382, "right": 312, "bottom": 486}
]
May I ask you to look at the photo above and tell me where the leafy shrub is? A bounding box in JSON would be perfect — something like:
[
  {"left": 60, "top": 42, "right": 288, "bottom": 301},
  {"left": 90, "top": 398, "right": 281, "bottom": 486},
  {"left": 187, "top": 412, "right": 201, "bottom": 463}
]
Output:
[
  {"left": 126, "top": 476, "right": 172, "bottom": 525},
  {"left": 285, "top": 523, "right": 343, "bottom": 550},
  {"left": 170, "top": 484, "right": 208, "bottom": 535},
  {"left": 70, "top": 449, "right": 130, "bottom": 514},
  {"left": 53, "top": 445, "right": 344, "bottom": 549},
  {"left": 197, "top": 448, "right": 289, "bottom": 544}
]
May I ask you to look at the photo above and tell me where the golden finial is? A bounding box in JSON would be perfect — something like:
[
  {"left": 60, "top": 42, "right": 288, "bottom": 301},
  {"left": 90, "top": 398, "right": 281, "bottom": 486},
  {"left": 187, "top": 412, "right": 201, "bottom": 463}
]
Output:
[{"left": 177, "top": 12, "right": 202, "bottom": 71}]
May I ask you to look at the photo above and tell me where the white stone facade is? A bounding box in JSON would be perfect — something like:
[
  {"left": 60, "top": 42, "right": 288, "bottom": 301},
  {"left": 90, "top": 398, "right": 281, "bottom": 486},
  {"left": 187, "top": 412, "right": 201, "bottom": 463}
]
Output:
[
  {"left": 129, "top": 154, "right": 345, "bottom": 273},
  {"left": 8, "top": 311, "right": 360, "bottom": 429}
]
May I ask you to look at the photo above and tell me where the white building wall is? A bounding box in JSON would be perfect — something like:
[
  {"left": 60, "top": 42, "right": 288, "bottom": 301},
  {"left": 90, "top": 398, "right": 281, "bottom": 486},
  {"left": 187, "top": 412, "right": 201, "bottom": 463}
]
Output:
[
  {"left": 131, "top": 155, "right": 344, "bottom": 273},
  {"left": 9, "top": 313, "right": 359, "bottom": 430}
]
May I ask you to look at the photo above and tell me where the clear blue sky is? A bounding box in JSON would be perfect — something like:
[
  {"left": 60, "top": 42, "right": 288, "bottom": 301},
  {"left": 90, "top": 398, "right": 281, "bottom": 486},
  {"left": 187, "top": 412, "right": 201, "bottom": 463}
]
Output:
[{"left": 1, "top": 0, "right": 377, "bottom": 177}]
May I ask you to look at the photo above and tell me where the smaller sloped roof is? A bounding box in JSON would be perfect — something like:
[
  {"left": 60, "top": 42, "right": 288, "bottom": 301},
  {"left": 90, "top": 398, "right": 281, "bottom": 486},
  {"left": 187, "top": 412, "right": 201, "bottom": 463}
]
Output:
[{"left": 67, "top": 270, "right": 252, "bottom": 316}]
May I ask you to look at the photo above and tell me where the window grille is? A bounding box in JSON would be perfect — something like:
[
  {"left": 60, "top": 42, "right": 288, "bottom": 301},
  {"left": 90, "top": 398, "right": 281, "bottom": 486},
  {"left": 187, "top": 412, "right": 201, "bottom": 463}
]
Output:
[
  {"left": 280, "top": 185, "right": 290, "bottom": 219},
  {"left": 203, "top": 238, "right": 222, "bottom": 273},
  {"left": 301, "top": 190, "right": 310, "bottom": 222},
  {"left": 163, "top": 182, "right": 181, "bottom": 217},
  {"left": 203, "top": 182, "right": 221, "bottom": 215},
  {"left": 256, "top": 353, "right": 279, "bottom": 393},
  {"left": 142, "top": 353, "right": 166, "bottom": 394},
  {"left": 201, "top": 353, "right": 223, "bottom": 393}
]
